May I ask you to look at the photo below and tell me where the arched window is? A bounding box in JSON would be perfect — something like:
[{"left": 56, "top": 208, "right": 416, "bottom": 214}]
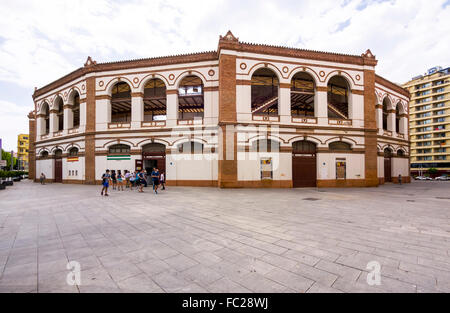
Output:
[
  {"left": 327, "top": 76, "right": 350, "bottom": 119},
  {"left": 178, "top": 76, "right": 204, "bottom": 120},
  {"left": 109, "top": 144, "right": 131, "bottom": 154},
  {"left": 329, "top": 141, "right": 352, "bottom": 151},
  {"left": 382, "top": 97, "right": 390, "bottom": 131},
  {"left": 54, "top": 149, "right": 63, "bottom": 158},
  {"left": 251, "top": 68, "right": 279, "bottom": 116},
  {"left": 397, "top": 149, "right": 405, "bottom": 157},
  {"left": 395, "top": 104, "right": 400, "bottom": 134},
  {"left": 384, "top": 148, "right": 393, "bottom": 158},
  {"left": 69, "top": 147, "right": 79, "bottom": 156},
  {"left": 144, "top": 79, "right": 166, "bottom": 121},
  {"left": 142, "top": 143, "right": 166, "bottom": 153},
  {"left": 291, "top": 72, "right": 315, "bottom": 117},
  {"left": 293, "top": 140, "right": 316, "bottom": 154},
  {"left": 42, "top": 102, "right": 50, "bottom": 135},
  {"left": 55, "top": 96, "right": 64, "bottom": 131},
  {"left": 111, "top": 82, "right": 132, "bottom": 123},
  {"left": 252, "top": 139, "right": 280, "bottom": 153},
  {"left": 72, "top": 92, "right": 80, "bottom": 128},
  {"left": 178, "top": 141, "right": 204, "bottom": 154},
  {"left": 40, "top": 151, "right": 49, "bottom": 158}
]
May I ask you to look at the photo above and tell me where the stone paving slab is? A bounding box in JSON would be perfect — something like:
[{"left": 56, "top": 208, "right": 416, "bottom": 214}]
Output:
[{"left": 0, "top": 180, "right": 449, "bottom": 293}]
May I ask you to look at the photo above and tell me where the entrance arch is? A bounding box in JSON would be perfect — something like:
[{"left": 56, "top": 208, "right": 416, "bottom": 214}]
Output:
[
  {"left": 292, "top": 140, "right": 317, "bottom": 188},
  {"left": 142, "top": 143, "right": 166, "bottom": 175}
]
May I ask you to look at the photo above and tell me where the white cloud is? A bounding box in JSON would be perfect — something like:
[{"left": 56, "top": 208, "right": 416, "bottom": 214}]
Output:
[
  {"left": 0, "top": 0, "right": 449, "bottom": 150},
  {"left": 0, "top": 101, "right": 30, "bottom": 151}
]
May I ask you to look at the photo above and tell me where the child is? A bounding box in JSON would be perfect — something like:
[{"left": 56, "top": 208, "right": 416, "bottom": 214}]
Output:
[{"left": 101, "top": 169, "right": 111, "bottom": 196}]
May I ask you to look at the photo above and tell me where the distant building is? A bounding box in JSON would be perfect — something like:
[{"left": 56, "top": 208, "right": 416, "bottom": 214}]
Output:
[
  {"left": 403, "top": 66, "right": 450, "bottom": 176},
  {"left": 17, "top": 134, "right": 29, "bottom": 170}
]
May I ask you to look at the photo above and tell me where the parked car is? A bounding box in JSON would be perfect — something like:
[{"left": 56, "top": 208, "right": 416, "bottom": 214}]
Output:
[
  {"left": 435, "top": 176, "right": 449, "bottom": 181},
  {"left": 415, "top": 176, "right": 432, "bottom": 181}
]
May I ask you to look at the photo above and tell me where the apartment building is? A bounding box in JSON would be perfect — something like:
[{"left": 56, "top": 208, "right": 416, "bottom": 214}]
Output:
[{"left": 403, "top": 66, "right": 450, "bottom": 176}]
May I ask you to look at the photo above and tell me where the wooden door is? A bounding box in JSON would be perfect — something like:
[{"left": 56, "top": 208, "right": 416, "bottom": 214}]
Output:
[
  {"left": 384, "top": 158, "right": 392, "bottom": 182},
  {"left": 292, "top": 154, "right": 317, "bottom": 188},
  {"left": 54, "top": 158, "right": 62, "bottom": 183}
]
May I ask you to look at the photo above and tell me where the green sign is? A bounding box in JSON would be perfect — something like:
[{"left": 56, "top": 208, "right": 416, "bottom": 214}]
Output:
[{"left": 107, "top": 155, "right": 131, "bottom": 161}]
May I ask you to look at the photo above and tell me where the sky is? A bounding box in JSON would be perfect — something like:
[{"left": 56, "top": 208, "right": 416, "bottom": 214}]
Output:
[{"left": 0, "top": 0, "right": 449, "bottom": 151}]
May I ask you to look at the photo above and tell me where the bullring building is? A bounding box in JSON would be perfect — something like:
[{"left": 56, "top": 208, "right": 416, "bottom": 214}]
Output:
[{"left": 28, "top": 31, "right": 410, "bottom": 188}]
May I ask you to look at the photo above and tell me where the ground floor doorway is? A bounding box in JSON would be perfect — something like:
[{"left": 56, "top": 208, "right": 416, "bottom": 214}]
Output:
[{"left": 292, "top": 141, "right": 317, "bottom": 188}]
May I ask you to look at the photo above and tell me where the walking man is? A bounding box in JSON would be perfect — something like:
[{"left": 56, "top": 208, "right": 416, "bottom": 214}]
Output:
[
  {"left": 101, "top": 169, "right": 111, "bottom": 196},
  {"left": 151, "top": 167, "right": 160, "bottom": 194}
]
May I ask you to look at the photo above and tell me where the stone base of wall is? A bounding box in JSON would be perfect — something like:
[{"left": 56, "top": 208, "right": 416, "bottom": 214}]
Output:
[
  {"left": 378, "top": 178, "right": 385, "bottom": 185},
  {"left": 317, "top": 179, "right": 369, "bottom": 188},
  {"left": 236, "top": 180, "right": 293, "bottom": 188},
  {"left": 62, "top": 179, "right": 84, "bottom": 184},
  {"left": 166, "top": 180, "right": 218, "bottom": 187},
  {"left": 392, "top": 176, "right": 411, "bottom": 184}
]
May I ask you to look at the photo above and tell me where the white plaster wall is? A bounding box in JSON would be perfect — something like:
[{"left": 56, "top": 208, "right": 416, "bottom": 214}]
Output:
[
  {"left": 377, "top": 156, "right": 385, "bottom": 178},
  {"left": 166, "top": 154, "right": 217, "bottom": 181},
  {"left": 237, "top": 152, "right": 292, "bottom": 181},
  {"left": 63, "top": 157, "right": 85, "bottom": 181},
  {"left": 392, "top": 158, "right": 409, "bottom": 177},
  {"left": 317, "top": 153, "right": 365, "bottom": 180},
  {"left": 95, "top": 99, "right": 110, "bottom": 131},
  {"left": 236, "top": 84, "right": 251, "bottom": 122},
  {"left": 95, "top": 155, "right": 140, "bottom": 181},
  {"left": 351, "top": 94, "right": 365, "bottom": 128},
  {"left": 36, "top": 159, "right": 54, "bottom": 179}
]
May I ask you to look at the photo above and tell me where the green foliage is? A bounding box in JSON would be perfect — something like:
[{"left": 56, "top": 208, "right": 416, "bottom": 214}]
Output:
[
  {"left": 428, "top": 168, "right": 438, "bottom": 175},
  {"left": 0, "top": 170, "right": 28, "bottom": 178},
  {"left": 1, "top": 149, "right": 17, "bottom": 169}
]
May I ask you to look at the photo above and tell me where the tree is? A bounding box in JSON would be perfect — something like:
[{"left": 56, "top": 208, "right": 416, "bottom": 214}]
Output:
[
  {"left": 428, "top": 168, "right": 438, "bottom": 175},
  {"left": 1, "top": 149, "right": 17, "bottom": 169}
]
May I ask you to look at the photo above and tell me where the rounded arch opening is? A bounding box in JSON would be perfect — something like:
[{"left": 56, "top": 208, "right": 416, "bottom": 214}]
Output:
[
  {"left": 41, "top": 102, "right": 50, "bottom": 135},
  {"left": 142, "top": 143, "right": 166, "bottom": 153},
  {"left": 108, "top": 144, "right": 131, "bottom": 155},
  {"left": 395, "top": 103, "right": 401, "bottom": 134},
  {"left": 68, "top": 147, "right": 79, "bottom": 157},
  {"left": 327, "top": 75, "right": 350, "bottom": 119},
  {"left": 291, "top": 72, "right": 315, "bottom": 117},
  {"left": 54, "top": 148, "right": 63, "bottom": 158},
  {"left": 251, "top": 138, "right": 280, "bottom": 153},
  {"left": 178, "top": 75, "right": 204, "bottom": 120},
  {"left": 292, "top": 140, "right": 317, "bottom": 154},
  {"left": 384, "top": 147, "right": 393, "bottom": 158},
  {"left": 329, "top": 141, "right": 352, "bottom": 151},
  {"left": 111, "top": 82, "right": 132, "bottom": 123},
  {"left": 40, "top": 150, "right": 49, "bottom": 158},
  {"left": 177, "top": 141, "right": 204, "bottom": 154},
  {"left": 251, "top": 68, "right": 279, "bottom": 116},
  {"left": 55, "top": 96, "right": 64, "bottom": 132},
  {"left": 70, "top": 90, "right": 80, "bottom": 128},
  {"left": 382, "top": 97, "right": 390, "bottom": 131},
  {"left": 144, "top": 78, "right": 166, "bottom": 121}
]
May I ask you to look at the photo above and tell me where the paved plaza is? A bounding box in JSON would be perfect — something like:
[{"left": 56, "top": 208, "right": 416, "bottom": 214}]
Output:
[{"left": 0, "top": 180, "right": 449, "bottom": 293}]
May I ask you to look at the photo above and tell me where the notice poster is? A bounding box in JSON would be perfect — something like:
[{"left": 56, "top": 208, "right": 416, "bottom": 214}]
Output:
[
  {"left": 260, "top": 158, "right": 273, "bottom": 180},
  {"left": 336, "top": 159, "right": 346, "bottom": 179}
]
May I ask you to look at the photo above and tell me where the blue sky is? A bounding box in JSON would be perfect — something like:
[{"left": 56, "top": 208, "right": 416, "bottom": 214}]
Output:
[{"left": 0, "top": 0, "right": 449, "bottom": 151}]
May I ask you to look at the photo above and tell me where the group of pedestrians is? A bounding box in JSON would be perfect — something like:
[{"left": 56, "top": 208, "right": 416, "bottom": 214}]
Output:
[{"left": 101, "top": 168, "right": 166, "bottom": 196}]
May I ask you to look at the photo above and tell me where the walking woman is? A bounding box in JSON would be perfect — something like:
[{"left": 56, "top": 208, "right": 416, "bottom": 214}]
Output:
[
  {"left": 160, "top": 171, "right": 166, "bottom": 190},
  {"left": 125, "top": 170, "right": 131, "bottom": 189},
  {"left": 111, "top": 170, "right": 117, "bottom": 190},
  {"left": 117, "top": 170, "right": 124, "bottom": 191}
]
